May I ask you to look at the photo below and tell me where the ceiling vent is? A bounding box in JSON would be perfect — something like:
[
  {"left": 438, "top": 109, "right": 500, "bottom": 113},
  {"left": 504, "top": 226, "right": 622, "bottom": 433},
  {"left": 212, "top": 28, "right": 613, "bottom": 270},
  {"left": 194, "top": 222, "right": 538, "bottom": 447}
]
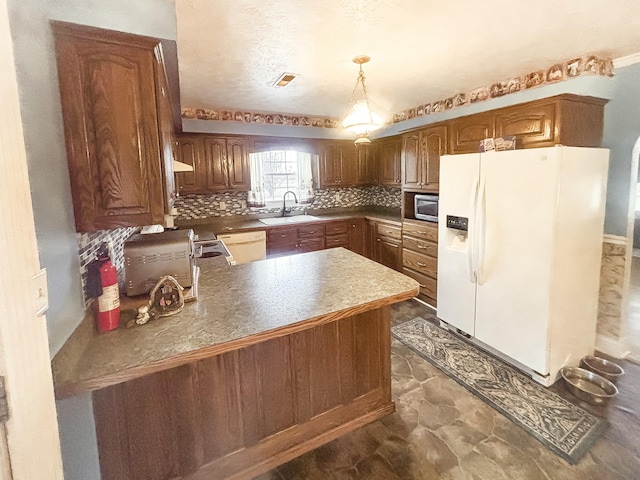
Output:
[{"left": 273, "top": 73, "right": 297, "bottom": 87}]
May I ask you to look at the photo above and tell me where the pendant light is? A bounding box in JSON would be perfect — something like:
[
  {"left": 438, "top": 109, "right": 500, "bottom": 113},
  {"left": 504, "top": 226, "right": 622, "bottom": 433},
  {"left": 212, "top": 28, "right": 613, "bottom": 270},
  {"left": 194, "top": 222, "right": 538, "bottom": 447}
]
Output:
[{"left": 342, "top": 55, "right": 382, "bottom": 146}]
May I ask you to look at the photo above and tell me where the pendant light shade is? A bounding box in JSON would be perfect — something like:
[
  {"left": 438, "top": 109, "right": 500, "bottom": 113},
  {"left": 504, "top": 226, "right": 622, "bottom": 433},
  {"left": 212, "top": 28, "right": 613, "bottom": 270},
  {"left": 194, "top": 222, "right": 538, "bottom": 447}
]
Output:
[{"left": 342, "top": 55, "right": 382, "bottom": 145}]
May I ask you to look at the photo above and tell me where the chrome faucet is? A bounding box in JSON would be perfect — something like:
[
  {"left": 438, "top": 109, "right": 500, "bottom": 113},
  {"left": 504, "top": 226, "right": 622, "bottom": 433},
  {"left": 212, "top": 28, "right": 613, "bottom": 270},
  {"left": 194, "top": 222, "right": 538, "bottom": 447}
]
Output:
[{"left": 281, "top": 190, "right": 298, "bottom": 216}]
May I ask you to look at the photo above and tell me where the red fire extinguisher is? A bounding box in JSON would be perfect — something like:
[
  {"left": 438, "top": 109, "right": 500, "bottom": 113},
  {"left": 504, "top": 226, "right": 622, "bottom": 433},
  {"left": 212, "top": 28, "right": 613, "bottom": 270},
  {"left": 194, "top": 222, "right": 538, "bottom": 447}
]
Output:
[
  {"left": 97, "top": 255, "right": 120, "bottom": 332},
  {"left": 88, "top": 244, "right": 121, "bottom": 332}
]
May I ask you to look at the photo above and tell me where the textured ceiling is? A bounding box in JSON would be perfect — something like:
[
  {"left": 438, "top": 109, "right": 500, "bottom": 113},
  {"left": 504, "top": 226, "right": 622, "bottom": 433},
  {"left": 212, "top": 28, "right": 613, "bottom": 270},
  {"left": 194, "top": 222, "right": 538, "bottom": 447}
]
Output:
[{"left": 176, "top": 0, "right": 640, "bottom": 121}]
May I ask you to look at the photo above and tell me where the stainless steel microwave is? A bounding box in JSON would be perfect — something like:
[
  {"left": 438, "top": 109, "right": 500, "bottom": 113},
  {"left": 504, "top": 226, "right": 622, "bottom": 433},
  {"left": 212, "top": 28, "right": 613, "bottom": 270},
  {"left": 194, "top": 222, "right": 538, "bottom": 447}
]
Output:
[{"left": 414, "top": 194, "right": 439, "bottom": 222}]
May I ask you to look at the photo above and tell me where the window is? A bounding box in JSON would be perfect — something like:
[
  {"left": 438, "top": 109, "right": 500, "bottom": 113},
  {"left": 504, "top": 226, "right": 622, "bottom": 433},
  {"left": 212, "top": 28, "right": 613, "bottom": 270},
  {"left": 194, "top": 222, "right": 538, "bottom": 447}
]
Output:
[{"left": 248, "top": 150, "right": 316, "bottom": 207}]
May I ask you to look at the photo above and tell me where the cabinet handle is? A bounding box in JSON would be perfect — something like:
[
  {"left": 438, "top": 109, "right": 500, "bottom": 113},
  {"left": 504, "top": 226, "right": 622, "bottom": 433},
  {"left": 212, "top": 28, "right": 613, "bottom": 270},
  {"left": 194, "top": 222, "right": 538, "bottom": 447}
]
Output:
[
  {"left": 419, "top": 284, "right": 427, "bottom": 288},
  {"left": 417, "top": 244, "right": 427, "bottom": 249},
  {"left": 309, "top": 231, "right": 315, "bottom": 234},
  {"left": 377, "top": 239, "right": 381, "bottom": 242},
  {"left": 281, "top": 234, "right": 287, "bottom": 238},
  {"left": 417, "top": 262, "right": 426, "bottom": 267}
]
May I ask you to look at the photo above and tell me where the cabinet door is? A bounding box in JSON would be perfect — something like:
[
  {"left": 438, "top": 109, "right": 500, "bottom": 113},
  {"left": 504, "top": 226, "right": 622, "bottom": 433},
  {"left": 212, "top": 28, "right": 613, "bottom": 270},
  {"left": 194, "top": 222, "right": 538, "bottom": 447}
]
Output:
[
  {"left": 421, "top": 125, "right": 447, "bottom": 189},
  {"left": 320, "top": 143, "right": 343, "bottom": 187},
  {"left": 202, "top": 137, "right": 229, "bottom": 190},
  {"left": 378, "top": 139, "right": 401, "bottom": 186},
  {"left": 340, "top": 143, "right": 357, "bottom": 186},
  {"left": 449, "top": 113, "right": 494, "bottom": 154},
  {"left": 354, "top": 145, "right": 375, "bottom": 186},
  {"left": 154, "top": 45, "right": 176, "bottom": 211},
  {"left": 402, "top": 133, "right": 421, "bottom": 189},
  {"left": 226, "top": 138, "right": 250, "bottom": 190},
  {"left": 365, "top": 220, "right": 377, "bottom": 260},
  {"left": 347, "top": 219, "right": 366, "bottom": 256},
  {"left": 297, "top": 237, "right": 325, "bottom": 253},
  {"left": 376, "top": 237, "right": 401, "bottom": 271},
  {"left": 52, "top": 24, "right": 166, "bottom": 231},
  {"left": 494, "top": 101, "right": 555, "bottom": 149},
  {"left": 175, "top": 135, "right": 204, "bottom": 194}
]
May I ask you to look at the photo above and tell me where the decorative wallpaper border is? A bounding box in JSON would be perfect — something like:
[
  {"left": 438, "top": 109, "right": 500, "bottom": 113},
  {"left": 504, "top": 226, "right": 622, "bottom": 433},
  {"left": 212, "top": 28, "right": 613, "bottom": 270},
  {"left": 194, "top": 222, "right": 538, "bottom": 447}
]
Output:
[
  {"left": 182, "top": 54, "right": 614, "bottom": 129},
  {"left": 392, "top": 55, "right": 614, "bottom": 123},
  {"left": 181, "top": 107, "right": 340, "bottom": 129}
]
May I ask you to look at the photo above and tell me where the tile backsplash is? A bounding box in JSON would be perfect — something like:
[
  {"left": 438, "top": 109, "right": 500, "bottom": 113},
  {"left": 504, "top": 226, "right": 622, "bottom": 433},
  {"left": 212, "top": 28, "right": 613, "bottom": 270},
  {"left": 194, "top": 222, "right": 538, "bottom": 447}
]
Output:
[
  {"left": 76, "top": 227, "right": 138, "bottom": 308},
  {"left": 175, "top": 185, "right": 401, "bottom": 220},
  {"left": 74, "top": 186, "right": 400, "bottom": 308}
]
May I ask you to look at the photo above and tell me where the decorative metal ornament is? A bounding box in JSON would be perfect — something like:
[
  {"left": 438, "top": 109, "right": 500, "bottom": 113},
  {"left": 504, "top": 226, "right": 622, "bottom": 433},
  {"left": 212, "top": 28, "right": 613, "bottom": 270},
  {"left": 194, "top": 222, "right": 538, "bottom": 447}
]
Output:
[{"left": 148, "top": 275, "right": 185, "bottom": 317}]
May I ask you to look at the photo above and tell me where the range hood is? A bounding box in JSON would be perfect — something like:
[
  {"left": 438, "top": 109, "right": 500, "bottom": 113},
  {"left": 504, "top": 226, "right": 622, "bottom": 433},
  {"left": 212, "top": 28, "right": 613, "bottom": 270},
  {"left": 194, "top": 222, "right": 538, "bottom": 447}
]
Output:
[{"left": 173, "top": 160, "right": 194, "bottom": 172}]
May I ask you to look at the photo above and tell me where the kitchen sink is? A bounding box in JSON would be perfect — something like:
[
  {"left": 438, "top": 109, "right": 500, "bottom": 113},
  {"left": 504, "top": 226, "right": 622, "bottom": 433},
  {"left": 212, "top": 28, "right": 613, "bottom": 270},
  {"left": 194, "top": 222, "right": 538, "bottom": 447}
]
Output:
[{"left": 259, "top": 215, "right": 321, "bottom": 226}]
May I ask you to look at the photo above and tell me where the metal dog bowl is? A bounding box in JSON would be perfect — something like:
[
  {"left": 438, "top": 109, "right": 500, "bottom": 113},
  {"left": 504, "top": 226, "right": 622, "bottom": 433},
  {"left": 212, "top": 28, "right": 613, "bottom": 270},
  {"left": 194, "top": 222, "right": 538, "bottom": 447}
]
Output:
[
  {"left": 560, "top": 367, "right": 618, "bottom": 406},
  {"left": 580, "top": 355, "right": 625, "bottom": 384}
]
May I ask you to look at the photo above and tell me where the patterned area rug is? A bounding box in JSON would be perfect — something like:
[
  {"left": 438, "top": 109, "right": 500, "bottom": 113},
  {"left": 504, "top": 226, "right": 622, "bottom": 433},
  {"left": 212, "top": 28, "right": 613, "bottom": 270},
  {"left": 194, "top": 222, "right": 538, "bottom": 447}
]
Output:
[{"left": 391, "top": 317, "right": 608, "bottom": 464}]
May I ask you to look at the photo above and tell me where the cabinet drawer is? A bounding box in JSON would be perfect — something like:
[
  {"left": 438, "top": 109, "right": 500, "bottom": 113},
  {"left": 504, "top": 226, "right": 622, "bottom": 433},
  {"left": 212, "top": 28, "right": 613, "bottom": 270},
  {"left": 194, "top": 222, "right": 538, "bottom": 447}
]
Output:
[
  {"left": 325, "top": 221, "right": 348, "bottom": 235},
  {"left": 376, "top": 222, "right": 402, "bottom": 241},
  {"left": 402, "top": 268, "right": 437, "bottom": 305},
  {"left": 402, "top": 249, "right": 437, "bottom": 277},
  {"left": 298, "top": 224, "right": 325, "bottom": 238},
  {"left": 402, "top": 221, "right": 438, "bottom": 243},
  {"left": 402, "top": 236, "right": 438, "bottom": 258},
  {"left": 325, "top": 234, "right": 349, "bottom": 248},
  {"left": 268, "top": 227, "right": 298, "bottom": 243},
  {"left": 298, "top": 237, "right": 325, "bottom": 252}
]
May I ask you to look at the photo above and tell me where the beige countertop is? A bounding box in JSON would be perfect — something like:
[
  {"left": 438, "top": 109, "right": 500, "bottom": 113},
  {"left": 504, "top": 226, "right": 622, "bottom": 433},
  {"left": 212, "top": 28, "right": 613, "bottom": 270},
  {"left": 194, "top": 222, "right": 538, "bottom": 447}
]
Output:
[
  {"left": 52, "top": 248, "right": 419, "bottom": 399},
  {"left": 176, "top": 207, "right": 402, "bottom": 235}
]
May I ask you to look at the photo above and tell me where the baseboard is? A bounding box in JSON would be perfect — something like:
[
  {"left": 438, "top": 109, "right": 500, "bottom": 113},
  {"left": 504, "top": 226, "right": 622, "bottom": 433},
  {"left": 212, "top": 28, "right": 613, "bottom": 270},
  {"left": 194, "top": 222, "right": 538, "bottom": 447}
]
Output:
[
  {"left": 413, "top": 297, "right": 437, "bottom": 311},
  {"left": 627, "top": 353, "right": 640, "bottom": 365},
  {"left": 596, "top": 334, "right": 631, "bottom": 359}
]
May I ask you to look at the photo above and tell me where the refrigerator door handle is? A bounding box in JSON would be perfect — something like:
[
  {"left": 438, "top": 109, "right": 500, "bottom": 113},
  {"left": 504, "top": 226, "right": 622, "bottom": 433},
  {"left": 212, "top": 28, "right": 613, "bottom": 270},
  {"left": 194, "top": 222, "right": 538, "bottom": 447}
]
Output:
[
  {"left": 477, "top": 179, "right": 487, "bottom": 285},
  {"left": 468, "top": 177, "right": 479, "bottom": 283}
]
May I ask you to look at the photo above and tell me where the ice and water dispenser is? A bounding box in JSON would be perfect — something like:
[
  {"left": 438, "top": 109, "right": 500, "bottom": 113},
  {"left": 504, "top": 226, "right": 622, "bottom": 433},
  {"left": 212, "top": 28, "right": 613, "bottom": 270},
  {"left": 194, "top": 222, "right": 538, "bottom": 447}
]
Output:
[{"left": 445, "top": 215, "right": 469, "bottom": 251}]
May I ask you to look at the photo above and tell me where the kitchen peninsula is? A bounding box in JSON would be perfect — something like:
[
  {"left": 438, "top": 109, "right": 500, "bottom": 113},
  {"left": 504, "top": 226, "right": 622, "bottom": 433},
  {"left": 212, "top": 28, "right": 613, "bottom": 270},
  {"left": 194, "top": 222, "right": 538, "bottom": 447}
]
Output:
[{"left": 52, "top": 248, "right": 419, "bottom": 480}]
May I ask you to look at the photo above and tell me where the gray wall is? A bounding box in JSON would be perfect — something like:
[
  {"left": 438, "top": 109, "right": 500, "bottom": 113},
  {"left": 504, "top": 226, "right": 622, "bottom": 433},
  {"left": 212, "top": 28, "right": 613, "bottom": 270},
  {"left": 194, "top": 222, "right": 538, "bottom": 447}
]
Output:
[
  {"left": 7, "top": 1, "right": 176, "bottom": 478},
  {"left": 601, "top": 62, "right": 640, "bottom": 236}
]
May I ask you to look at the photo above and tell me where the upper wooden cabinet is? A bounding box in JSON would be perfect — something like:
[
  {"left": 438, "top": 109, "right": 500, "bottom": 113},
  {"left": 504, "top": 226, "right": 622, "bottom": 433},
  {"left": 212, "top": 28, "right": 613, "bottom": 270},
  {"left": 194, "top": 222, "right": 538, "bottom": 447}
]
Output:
[
  {"left": 52, "top": 21, "right": 176, "bottom": 231},
  {"left": 448, "top": 94, "right": 606, "bottom": 154},
  {"left": 449, "top": 112, "right": 494, "bottom": 154},
  {"left": 175, "top": 135, "right": 249, "bottom": 193},
  {"left": 354, "top": 144, "right": 377, "bottom": 186},
  {"left": 494, "top": 95, "right": 606, "bottom": 148},
  {"left": 378, "top": 138, "right": 402, "bottom": 186},
  {"left": 319, "top": 140, "right": 357, "bottom": 188},
  {"left": 402, "top": 125, "right": 447, "bottom": 192},
  {"left": 203, "top": 136, "right": 250, "bottom": 191}
]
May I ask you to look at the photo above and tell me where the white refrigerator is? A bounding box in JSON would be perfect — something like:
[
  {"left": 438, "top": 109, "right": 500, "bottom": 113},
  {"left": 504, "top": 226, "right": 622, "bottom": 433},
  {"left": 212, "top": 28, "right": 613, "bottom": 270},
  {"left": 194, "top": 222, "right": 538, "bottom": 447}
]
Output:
[{"left": 437, "top": 146, "right": 609, "bottom": 386}]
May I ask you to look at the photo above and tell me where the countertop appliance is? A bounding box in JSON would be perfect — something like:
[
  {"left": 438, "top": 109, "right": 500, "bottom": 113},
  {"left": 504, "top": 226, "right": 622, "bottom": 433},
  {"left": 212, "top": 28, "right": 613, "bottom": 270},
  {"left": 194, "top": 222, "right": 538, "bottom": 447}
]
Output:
[
  {"left": 414, "top": 194, "right": 438, "bottom": 222},
  {"left": 124, "top": 229, "right": 194, "bottom": 296},
  {"left": 216, "top": 230, "right": 266, "bottom": 265},
  {"left": 437, "top": 146, "right": 609, "bottom": 386}
]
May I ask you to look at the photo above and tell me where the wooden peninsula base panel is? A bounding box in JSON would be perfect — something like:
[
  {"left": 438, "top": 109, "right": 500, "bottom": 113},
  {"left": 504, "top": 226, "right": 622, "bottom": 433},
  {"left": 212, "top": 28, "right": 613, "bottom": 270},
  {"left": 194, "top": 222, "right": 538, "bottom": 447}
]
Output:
[
  {"left": 93, "top": 307, "right": 393, "bottom": 480},
  {"left": 53, "top": 249, "right": 418, "bottom": 479}
]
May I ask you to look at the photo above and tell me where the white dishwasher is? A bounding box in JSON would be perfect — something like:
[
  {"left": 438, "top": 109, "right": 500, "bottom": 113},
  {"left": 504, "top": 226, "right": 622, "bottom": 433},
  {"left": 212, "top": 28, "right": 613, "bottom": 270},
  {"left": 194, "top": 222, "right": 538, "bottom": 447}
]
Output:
[{"left": 216, "top": 230, "right": 266, "bottom": 265}]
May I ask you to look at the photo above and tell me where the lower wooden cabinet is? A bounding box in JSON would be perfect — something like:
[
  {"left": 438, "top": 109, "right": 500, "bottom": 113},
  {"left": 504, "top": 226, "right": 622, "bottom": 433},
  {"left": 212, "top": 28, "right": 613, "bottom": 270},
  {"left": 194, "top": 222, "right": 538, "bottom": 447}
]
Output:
[
  {"left": 402, "top": 220, "right": 438, "bottom": 306},
  {"left": 267, "top": 225, "right": 325, "bottom": 257},
  {"left": 264, "top": 217, "right": 406, "bottom": 274},
  {"left": 367, "top": 219, "right": 402, "bottom": 271},
  {"left": 347, "top": 219, "right": 366, "bottom": 257}
]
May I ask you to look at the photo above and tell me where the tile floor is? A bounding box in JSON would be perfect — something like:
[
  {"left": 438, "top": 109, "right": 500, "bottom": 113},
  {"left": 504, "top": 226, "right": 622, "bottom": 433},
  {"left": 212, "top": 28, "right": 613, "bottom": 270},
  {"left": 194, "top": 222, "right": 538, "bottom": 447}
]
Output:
[{"left": 259, "top": 299, "right": 640, "bottom": 480}]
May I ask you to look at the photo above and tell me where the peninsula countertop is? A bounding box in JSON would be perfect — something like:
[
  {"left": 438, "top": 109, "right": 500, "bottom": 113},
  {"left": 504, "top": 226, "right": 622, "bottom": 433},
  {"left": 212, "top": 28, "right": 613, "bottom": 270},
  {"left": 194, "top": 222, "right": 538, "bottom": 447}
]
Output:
[{"left": 52, "top": 248, "right": 419, "bottom": 399}]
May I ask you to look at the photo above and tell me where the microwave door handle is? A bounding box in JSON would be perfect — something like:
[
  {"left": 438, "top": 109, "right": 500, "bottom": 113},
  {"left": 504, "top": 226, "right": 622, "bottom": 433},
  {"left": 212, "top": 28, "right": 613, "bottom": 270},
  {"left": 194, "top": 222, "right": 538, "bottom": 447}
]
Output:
[{"left": 468, "top": 177, "right": 479, "bottom": 283}]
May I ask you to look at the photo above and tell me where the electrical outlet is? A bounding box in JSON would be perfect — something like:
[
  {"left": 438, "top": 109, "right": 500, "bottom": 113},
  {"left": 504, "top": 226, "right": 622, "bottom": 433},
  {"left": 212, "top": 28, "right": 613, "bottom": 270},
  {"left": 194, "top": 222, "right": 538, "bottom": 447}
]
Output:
[
  {"left": 241, "top": 200, "right": 247, "bottom": 209},
  {"left": 219, "top": 201, "right": 227, "bottom": 210},
  {"left": 335, "top": 193, "right": 341, "bottom": 202}
]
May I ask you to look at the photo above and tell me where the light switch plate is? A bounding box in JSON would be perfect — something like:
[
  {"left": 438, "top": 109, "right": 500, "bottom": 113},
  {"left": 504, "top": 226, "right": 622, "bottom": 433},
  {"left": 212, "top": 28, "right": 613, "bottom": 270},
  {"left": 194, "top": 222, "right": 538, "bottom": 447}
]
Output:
[{"left": 32, "top": 268, "right": 48, "bottom": 317}]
